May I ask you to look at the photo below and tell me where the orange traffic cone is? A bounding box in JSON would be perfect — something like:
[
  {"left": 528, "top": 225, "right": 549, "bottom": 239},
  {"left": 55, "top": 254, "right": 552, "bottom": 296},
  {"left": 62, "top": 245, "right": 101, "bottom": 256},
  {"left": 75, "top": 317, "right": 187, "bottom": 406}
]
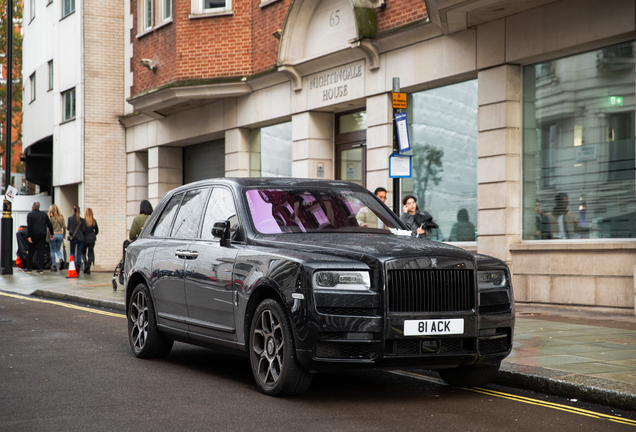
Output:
[{"left": 66, "top": 256, "right": 78, "bottom": 278}]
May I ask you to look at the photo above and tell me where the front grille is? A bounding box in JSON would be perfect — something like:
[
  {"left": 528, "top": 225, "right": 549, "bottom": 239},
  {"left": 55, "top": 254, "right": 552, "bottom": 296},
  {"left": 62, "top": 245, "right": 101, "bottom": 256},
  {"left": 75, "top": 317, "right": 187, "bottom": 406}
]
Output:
[
  {"left": 387, "top": 338, "right": 476, "bottom": 356},
  {"left": 314, "top": 342, "right": 375, "bottom": 359},
  {"left": 316, "top": 307, "right": 378, "bottom": 317},
  {"left": 387, "top": 269, "right": 475, "bottom": 313}
]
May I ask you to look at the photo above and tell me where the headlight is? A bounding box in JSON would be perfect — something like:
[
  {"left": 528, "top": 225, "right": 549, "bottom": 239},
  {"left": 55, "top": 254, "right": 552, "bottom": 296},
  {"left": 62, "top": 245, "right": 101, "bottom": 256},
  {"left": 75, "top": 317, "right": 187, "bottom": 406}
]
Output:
[
  {"left": 313, "top": 271, "right": 371, "bottom": 291},
  {"left": 477, "top": 270, "right": 507, "bottom": 289}
]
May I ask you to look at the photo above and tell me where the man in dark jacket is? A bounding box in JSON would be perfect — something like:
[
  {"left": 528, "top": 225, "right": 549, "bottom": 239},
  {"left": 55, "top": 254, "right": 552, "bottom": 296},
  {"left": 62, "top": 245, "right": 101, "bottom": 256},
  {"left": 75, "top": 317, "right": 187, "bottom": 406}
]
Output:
[{"left": 26, "top": 202, "right": 54, "bottom": 274}]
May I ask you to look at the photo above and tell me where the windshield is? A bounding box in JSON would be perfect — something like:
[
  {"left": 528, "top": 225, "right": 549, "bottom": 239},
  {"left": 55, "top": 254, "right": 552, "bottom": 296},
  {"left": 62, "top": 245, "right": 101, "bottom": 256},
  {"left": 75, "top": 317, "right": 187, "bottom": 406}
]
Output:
[{"left": 245, "top": 187, "right": 402, "bottom": 234}]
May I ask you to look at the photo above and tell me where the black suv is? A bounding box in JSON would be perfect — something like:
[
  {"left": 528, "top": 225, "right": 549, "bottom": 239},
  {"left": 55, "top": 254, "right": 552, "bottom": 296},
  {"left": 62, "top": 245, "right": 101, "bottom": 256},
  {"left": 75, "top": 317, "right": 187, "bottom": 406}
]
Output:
[{"left": 125, "top": 178, "right": 514, "bottom": 396}]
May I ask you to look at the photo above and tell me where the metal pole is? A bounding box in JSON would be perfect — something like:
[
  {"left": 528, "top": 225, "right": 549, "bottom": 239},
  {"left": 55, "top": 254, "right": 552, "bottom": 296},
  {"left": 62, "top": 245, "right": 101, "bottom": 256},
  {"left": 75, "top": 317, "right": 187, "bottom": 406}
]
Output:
[
  {"left": 392, "top": 77, "right": 400, "bottom": 215},
  {"left": 2, "top": 0, "right": 14, "bottom": 275}
]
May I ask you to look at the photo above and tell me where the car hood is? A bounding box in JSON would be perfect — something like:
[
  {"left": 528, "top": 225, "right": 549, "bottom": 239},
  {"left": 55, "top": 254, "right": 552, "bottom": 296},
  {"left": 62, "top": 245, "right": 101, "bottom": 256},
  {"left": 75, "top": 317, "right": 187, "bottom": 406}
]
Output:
[{"left": 251, "top": 232, "right": 476, "bottom": 264}]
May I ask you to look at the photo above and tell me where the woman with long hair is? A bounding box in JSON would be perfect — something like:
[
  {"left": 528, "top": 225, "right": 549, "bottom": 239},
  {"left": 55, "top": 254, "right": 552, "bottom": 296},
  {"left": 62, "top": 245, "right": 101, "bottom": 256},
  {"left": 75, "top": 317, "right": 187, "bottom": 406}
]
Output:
[
  {"left": 129, "top": 199, "right": 153, "bottom": 241},
  {"left": 82, "top": 208, "right": 99, "bottom": 274},
  {"left": 48, "top": 204, "right": 66, "bottom": 271},
  {"left": 67, "top": 206, "right": 86, "bottom": 274}
]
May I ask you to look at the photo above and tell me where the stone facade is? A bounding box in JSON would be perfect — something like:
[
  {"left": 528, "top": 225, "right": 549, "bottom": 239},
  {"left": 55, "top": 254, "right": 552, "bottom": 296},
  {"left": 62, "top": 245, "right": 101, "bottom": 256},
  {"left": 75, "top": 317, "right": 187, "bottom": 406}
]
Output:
[{"left": 123, "top": 0, "right": 636, "bottom": 313}]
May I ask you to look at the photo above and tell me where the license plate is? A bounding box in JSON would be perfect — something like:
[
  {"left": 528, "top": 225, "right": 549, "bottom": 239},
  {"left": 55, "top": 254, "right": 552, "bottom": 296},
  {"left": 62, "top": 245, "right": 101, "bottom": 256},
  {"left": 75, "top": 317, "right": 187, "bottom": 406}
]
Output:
[{"left": 404, "top": 319, "right": 464, "bottom": 336}]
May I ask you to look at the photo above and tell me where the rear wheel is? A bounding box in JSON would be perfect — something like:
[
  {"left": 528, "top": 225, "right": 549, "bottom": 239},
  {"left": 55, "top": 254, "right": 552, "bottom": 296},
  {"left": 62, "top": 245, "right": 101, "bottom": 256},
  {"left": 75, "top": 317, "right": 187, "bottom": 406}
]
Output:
[
  {"left": 438, "top": 362, "right": 501, "bottom": 387},
  {"left": 128, "top": 283, "right": 173, "bottom": 358},
  {"left": 249, "top": 298, "right": 312, "bottom": 396}
]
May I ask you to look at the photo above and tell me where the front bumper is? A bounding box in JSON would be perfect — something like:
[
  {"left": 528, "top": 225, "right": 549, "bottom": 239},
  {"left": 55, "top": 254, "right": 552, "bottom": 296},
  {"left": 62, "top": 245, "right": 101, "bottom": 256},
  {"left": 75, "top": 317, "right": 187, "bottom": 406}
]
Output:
[{"left": 294, "top": 309, "right": 514, "bottom": 373}]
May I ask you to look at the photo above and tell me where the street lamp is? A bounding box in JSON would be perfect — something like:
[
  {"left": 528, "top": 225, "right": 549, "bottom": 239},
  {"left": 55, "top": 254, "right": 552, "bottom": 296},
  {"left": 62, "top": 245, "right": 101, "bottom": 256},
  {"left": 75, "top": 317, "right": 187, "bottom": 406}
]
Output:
[{"left": 1, "top": 0, "right": 14, "bottom": 275}]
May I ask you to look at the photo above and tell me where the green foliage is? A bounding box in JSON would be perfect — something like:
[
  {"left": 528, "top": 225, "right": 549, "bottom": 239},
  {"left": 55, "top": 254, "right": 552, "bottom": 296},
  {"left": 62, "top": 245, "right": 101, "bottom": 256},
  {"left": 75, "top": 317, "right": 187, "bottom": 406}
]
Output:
[{"left": 0, "top": 0, "right": 23, "bottom": 165}]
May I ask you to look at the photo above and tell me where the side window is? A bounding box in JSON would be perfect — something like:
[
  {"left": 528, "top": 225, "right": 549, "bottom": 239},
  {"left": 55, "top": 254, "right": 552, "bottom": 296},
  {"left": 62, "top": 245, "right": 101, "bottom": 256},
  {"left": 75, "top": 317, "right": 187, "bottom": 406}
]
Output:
[
  {"left": 201, "top": 188, "right": 237, "bottom": 241},
  {"left": 170, "top": 188, "right": 209, "bottom": 239},
  {"left": 151, "top": 193, "right": 183, "bottom": 238}
]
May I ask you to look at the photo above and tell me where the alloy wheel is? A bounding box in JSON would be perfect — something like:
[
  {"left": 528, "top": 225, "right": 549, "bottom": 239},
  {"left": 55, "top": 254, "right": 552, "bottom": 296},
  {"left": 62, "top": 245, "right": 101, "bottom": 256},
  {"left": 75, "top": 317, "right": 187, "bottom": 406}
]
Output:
[
  {"left": 252, "top": 308, "right": 285, "bottom": 386},
  {"left": 130, "top": 290, "right": 149, "bottom": 353}
]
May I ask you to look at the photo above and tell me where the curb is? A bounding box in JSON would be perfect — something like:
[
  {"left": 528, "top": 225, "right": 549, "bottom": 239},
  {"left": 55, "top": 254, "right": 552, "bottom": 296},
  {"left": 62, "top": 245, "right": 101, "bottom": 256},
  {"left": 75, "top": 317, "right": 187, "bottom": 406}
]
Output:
[
  {"left": 495, "top": 369, "right": 636, "bottom": 412},
  {"left": 32, "top": 289, "right": 126, "bottom": 312}
]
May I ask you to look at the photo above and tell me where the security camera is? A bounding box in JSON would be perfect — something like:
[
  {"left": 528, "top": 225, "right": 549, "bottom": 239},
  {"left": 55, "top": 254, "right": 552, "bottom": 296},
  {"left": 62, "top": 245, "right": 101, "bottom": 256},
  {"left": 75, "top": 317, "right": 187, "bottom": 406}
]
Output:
[{"left": 140, "top": 59, "right": 157, "bottom": 72}]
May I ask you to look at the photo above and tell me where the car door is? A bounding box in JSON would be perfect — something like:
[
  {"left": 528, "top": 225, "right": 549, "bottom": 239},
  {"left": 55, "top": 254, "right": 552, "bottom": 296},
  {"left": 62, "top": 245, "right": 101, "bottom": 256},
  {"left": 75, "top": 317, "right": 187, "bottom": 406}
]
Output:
[
  {"left": 149, "top": 192, "right": 191, "bottom": 332},
  {"left": 185, "top": 187, "right": 239, "bottom": 341}
]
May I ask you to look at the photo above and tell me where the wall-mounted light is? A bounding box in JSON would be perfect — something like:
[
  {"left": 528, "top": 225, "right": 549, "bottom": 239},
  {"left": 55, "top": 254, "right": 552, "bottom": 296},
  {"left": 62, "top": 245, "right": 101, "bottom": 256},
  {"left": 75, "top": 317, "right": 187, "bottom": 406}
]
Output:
[
  {"left": 272, "top": 29, "right": 282, "bottom": 39},
  {"left": 140, "top": 59, "right": 157, "bottom": 72}
]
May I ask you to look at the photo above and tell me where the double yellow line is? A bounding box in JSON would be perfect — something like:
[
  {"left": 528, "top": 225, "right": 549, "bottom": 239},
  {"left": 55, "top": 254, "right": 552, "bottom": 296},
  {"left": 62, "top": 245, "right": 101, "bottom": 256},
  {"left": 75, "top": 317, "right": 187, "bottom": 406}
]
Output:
[
  {"left": 3, "top": 291, "right": 635, "bottom": 426},
  {"left": 391, "top": 370, "right": 636, "bottom": 426},
  {"left": 0, "top": 291, "right": 126, "bottom": 319}
]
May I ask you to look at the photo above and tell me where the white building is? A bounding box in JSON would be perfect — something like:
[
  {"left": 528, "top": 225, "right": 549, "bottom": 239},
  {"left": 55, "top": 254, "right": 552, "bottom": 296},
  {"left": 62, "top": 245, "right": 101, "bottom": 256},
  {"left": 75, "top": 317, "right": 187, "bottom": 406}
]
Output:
[{"left": 22, "top": 0, "right": 127, "bottom": 270}]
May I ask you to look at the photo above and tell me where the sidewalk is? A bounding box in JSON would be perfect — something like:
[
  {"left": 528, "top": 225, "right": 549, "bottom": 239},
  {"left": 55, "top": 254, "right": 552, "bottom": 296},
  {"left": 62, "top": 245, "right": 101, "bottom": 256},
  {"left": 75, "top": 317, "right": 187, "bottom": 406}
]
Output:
[{"left": 1, "top": 269, "right": 635, "bottom": 410}]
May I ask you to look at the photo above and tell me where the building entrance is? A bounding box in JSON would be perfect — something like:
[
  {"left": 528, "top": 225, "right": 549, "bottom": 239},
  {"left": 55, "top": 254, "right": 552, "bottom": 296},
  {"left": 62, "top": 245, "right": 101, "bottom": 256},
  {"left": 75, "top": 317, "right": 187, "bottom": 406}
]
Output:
[{"left": 335, "top": 110, "right": 366, "bottom": 187}]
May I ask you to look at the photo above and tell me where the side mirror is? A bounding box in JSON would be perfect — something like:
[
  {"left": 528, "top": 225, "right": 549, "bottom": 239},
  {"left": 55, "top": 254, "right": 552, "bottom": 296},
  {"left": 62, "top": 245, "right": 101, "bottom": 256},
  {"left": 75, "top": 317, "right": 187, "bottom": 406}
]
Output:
[{"left": 212, "top": 220, "right": 231, "bottom": 247}]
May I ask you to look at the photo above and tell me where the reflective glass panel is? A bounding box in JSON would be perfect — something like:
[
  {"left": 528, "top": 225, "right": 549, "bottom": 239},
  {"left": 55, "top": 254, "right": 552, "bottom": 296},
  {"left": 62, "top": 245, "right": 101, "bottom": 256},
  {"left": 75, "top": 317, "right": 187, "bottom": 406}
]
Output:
[
  {"left": 523, "top": 41, "right": 636, "bottom": 239},
  {"left": 339, "top": 111, "right": 367, "bottom": 133},
  {"left": 250, "top": 122, "right": 292, "bottom": 178},
  {"left": 404, "top": 80, "right": 478, "bottom": 242}
]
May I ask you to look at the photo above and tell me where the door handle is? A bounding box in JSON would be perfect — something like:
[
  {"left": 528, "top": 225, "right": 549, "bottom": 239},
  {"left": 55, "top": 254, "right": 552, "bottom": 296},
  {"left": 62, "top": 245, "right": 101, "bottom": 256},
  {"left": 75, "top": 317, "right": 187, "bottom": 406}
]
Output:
[{"left": 175, "top": 250, "right": 199, "bottom": 259}]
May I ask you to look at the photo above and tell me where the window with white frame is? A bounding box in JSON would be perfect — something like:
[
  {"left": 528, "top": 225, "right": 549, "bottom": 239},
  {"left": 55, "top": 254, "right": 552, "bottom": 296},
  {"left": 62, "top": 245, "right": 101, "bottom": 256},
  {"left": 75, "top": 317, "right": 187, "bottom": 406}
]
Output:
[
  {"left": 63, "top": 0, "right": 75, "bottom": 18},
  {"left": 62, "top": 88, "right": 76, "bottom": 122},
  {"left": 139, "top": 0, "right": 172, "bottom": 33},
  {"left": 143, "top": 0, "right": 153, "bottom": 30},
  {"left": 163, "top": 0, "right": 172, "bottom": 21},
  {"left": 30, "top": 0, "right": 35, "bottom": 21},
  {"left": 48, "top": 61, "right": 53, "bottom": 91},
  {"left": 29, "top": 73, "right": 36, "bottom": 103},
  {"left": 192, "top": 0, "right": 231, "bottom": 16}
]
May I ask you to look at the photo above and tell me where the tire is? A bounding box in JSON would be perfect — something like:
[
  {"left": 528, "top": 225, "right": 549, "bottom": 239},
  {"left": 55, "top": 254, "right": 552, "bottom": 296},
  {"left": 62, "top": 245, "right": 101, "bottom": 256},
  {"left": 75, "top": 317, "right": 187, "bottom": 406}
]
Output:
[
  {"left": 438, "top": 362, "right": 501, "bottom": 387},
  {"left": 128, "top": 283, "right": 173, "bottom": 359},
  {"left": 249, "top": 298, "right": 312, "bottom": 396}
]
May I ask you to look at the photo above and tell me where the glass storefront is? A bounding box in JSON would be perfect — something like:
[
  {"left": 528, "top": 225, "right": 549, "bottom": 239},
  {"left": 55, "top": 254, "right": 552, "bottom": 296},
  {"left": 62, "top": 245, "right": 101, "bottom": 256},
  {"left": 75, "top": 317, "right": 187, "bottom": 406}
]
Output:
[
  {"left": 250, "top": 122, "right": 293, "bottom": 178},
  {"left": 404, "top": 80, "right": 479, "bottom": 242},
  {"left": 522, "top": 41, "right": 636, "bottom": 240}
]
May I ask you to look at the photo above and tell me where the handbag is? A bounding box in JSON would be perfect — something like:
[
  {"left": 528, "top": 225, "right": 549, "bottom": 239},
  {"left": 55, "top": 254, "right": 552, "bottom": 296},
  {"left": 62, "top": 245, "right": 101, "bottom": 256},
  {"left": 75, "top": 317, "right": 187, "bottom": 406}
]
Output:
[{"left": 68, "top": 223, "right": 81, "bottom": 242}]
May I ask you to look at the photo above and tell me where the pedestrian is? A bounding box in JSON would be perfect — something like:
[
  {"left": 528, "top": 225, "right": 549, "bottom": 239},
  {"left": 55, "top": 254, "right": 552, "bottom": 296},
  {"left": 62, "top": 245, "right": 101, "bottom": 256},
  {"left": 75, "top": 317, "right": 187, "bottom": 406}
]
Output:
[
  {"left": 129, "top": 200, "right": 153, "bottom": 241},
  {"left": 67, "top": 206, "right": 86, "bottom": 274},
  {"left": 82, "top": 208, "right": 99, "bottom": 275},
  {"left": 399, "top": 194, "right": 439, "bottom": 239},
  {"left": 48, "top": 204, "right": 67, "bottom": 272},
  {"left": 26, "top": 201, "right": 54, "bottom": 274},
  {"left": 449, "top": 208, "right": 476, "bottom": 241},
  {"left": 356, "top": 187, "right": 388, "bottom": 229}
]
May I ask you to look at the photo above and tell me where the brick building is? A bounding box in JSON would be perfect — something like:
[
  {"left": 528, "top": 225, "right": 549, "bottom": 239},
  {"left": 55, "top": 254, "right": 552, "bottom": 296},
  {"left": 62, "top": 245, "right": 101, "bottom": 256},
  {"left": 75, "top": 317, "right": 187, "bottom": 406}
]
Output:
[
  {"left": 22, "top": 0, "right": 126, "bottom": 270},
  {"left": 120, "top": 0, "right": 635, "bottom": 313}
]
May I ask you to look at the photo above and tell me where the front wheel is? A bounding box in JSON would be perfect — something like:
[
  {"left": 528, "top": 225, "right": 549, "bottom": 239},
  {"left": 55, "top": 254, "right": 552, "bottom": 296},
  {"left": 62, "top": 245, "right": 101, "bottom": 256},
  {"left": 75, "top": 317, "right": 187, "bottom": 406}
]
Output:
[
  {"left": 438, "top": 362, "right": 501, "bottom": 387},
  {"left": 249, "top": 299, "right": 312, "bottom": 396},
  {"left": 127, "top": 283, "right": 173, "bottom": 358}
]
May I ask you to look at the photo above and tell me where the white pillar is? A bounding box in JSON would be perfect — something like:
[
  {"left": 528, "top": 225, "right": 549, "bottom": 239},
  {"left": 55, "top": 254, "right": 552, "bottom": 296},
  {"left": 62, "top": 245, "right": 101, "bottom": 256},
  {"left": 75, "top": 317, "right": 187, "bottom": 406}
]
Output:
[
  {"left": 148, "top": 146, "right": 182, "bottom": 208},
  {"left": 476, "top": 65, "right": 523, "bottom": 268},
  {"left": 366, "top": 93, "right": 394, "bottom": 199},
  {"left": 291, "top": 112, "right": 333, "bottom": 179},
  {"left": 225, "top": 128, "right": 250, "bottom": 178}
]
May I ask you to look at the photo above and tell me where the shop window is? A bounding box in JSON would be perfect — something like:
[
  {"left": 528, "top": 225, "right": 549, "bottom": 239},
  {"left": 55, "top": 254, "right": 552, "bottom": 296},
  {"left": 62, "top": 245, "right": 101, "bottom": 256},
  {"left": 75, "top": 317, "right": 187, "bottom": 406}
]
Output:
[
  {"left": 522, "top": 41, "right": 636, "bottom": 240},
  {"left": 404, "top": 80, "right": 479, "bottom": 242},
  {"left": 250, "top": 122, "right": 292, "bottom": 178}
]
